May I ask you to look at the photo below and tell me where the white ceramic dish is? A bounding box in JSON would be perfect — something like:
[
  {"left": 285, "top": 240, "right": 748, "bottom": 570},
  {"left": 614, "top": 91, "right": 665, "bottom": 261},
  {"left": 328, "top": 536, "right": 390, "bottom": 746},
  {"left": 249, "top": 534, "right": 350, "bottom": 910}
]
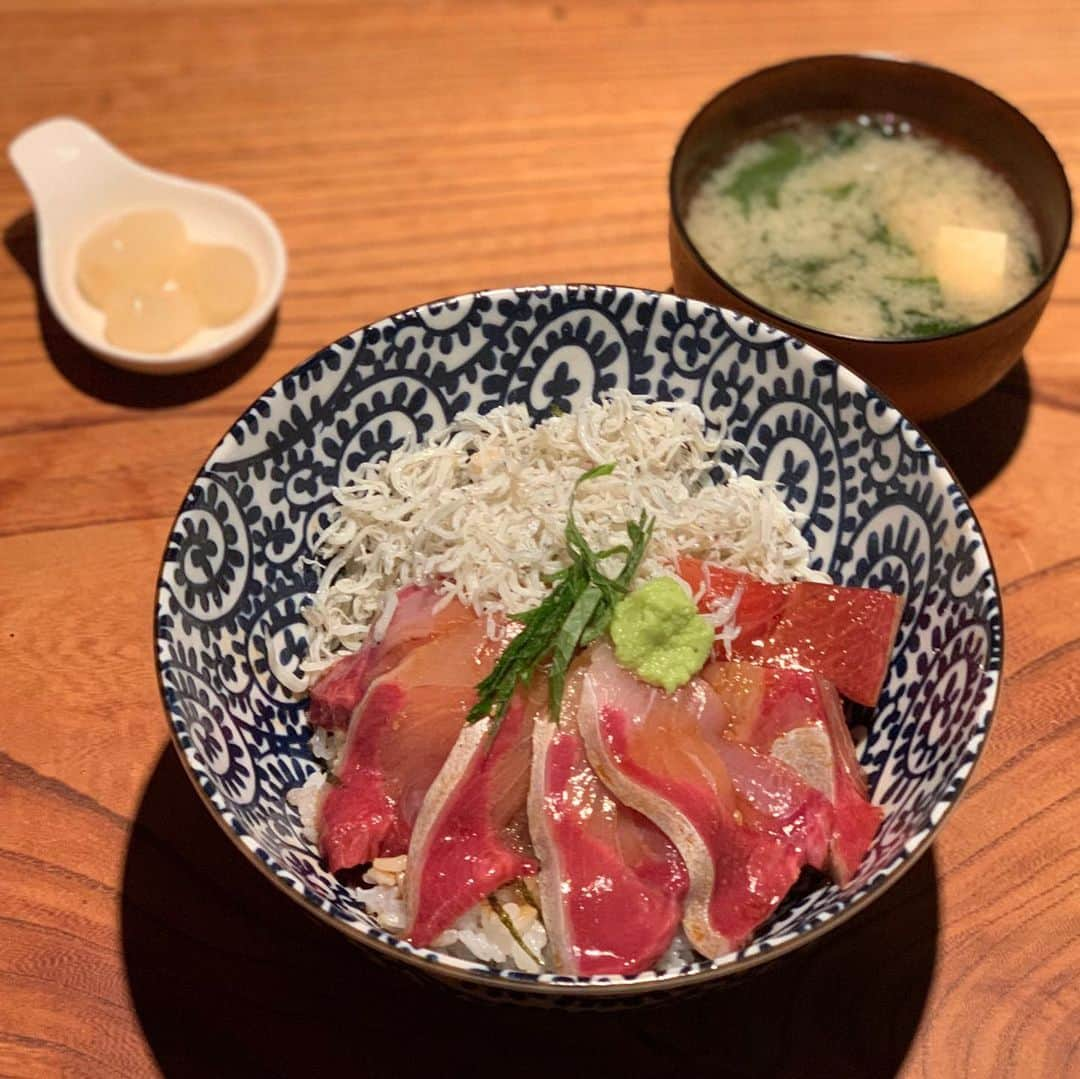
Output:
[{"left": 9, "top": 117, "right": 287, "bottom": 374}]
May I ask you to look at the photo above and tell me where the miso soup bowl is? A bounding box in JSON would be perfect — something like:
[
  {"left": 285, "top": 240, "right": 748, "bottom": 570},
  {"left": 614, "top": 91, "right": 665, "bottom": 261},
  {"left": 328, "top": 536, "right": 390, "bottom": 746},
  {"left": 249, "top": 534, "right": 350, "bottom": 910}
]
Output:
[{"left": 669, "top": 54, "right": 1072, "bottom": 421}]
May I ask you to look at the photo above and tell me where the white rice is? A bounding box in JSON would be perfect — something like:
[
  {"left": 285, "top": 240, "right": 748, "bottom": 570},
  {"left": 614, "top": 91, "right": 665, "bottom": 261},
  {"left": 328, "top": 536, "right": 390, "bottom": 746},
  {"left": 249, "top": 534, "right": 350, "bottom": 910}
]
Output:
[
  {"left": 286, "top": 730, "right": 344, "bottom": 842},
  {"left": 286, "top": 393, "right": 825, "bottom": 973},
  {"left": 358, "top": 857, "right": 548, "bottom": 973},
  {"left": 286, "top": 769, "right": 328, "bottom": 844}
]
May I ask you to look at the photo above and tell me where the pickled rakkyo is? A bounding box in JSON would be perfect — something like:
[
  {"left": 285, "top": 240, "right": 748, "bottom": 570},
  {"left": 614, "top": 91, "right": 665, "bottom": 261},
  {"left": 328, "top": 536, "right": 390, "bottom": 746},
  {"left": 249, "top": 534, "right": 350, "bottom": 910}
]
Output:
[{"left": 77, "top": 208, "right": 257, "bottom": 352}]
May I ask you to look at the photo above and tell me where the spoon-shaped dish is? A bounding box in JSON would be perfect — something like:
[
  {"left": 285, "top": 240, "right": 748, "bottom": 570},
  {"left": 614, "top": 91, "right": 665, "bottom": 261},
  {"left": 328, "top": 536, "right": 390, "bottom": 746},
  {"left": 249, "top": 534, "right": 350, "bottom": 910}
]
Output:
[{"left": 9, "top": 116, "right": 287, "bottom": 375}]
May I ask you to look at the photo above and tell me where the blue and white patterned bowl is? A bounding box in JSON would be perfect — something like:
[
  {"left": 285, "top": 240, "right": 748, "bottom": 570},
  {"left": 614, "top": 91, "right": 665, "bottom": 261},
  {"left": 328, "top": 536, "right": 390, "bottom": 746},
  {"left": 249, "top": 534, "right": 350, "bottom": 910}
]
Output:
[{"left": 155, "top": 285, "right": 1001, "bottom": 999}]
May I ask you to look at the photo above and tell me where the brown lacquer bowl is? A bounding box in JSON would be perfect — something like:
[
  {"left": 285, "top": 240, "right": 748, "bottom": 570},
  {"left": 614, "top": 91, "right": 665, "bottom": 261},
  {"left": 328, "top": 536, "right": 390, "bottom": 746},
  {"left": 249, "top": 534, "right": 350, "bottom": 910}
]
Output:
[{"left": 669, "top": 54, "right": 1072, "bottom": 421}]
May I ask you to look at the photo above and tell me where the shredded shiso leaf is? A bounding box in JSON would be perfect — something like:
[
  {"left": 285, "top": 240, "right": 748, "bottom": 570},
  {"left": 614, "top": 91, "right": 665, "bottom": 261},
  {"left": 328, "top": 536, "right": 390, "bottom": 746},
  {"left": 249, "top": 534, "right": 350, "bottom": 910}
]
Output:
[
  {"left": 467, "top": 464, "right": 653, "bottom": 733},
  {"left": 486, "top": 893, "right": 543, "bottom": 968}
]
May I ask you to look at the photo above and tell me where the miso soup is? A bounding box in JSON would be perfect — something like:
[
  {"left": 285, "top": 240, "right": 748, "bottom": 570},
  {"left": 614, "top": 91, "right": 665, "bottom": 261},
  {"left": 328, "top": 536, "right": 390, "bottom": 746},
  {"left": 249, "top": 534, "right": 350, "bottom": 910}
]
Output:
[{"left": 683, "top": 116, "right": 1042, "bottom": 339}]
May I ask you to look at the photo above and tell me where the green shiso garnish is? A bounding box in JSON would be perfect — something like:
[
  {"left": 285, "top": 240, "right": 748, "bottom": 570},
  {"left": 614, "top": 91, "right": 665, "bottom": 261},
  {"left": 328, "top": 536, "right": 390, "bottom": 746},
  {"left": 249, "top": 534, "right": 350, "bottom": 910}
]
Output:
[{"left": 465, "top": 464, "right": 653, "bottom": 733}]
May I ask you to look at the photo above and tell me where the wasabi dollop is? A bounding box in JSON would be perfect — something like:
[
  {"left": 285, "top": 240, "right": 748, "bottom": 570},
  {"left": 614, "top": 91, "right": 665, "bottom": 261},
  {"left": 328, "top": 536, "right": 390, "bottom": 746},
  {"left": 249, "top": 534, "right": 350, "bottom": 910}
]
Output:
[{"left": 609, "top": 577, "right": 713, "bottom": 692}]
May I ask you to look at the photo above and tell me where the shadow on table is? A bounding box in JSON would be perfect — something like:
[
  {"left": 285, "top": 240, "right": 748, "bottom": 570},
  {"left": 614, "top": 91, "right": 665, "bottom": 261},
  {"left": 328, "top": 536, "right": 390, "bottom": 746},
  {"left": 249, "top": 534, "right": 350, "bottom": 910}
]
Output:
[
  {"left": 921, "top": 358, "right": 1031, "bottom": 497},
  {"left": 122, "top": 746, "right": 939, "bottom": 1079},
  {"left": 3, "top": 212, "right": 274, "bottom": 407}
]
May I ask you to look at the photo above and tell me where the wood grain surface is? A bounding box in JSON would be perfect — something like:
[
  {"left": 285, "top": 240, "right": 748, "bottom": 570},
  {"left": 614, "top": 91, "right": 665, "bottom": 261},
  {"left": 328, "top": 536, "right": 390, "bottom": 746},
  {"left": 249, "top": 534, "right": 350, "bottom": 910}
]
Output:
[{"left": 1, "top": 2, "right": 1078, "bottom": 1077}]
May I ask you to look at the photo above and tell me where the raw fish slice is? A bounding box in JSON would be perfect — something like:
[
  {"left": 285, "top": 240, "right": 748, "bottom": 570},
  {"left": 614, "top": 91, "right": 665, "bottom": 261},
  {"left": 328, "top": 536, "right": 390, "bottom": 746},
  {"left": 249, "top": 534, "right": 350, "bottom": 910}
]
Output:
[
  {"left": 317, "top": 616, "right": 499, "bottom": 872},
  {"left": 616, "top": 806, "right": 690, "bottom": 899},
  {"left": 577, "top": 643, "right": 806, "bottom": 959},
  {"left": 309, "top": 645, "right": 376, "bottom": 732},
  {"left": 770, "top": 672, "right": 882, "bottom": 885},
  {"left": 711, "top": 739, "right": 833, "bottom": 872},
  {"left": 696, "top": 660, "right": 834, "bottom": 869},
  {"left": 309, "top": 585, "right": 474, "bottom": 729},
  {"left": 404, "top": 680, "right": 540, "bottom": 948},
  {"left": 702, "top": 660, "right": 883, "bottom": 884},
  {"left": 676, "top": 559, "right": 904, "bottom": 706},
  {"left": 529, "top": 665, "right": 688, "bottom": 976}
]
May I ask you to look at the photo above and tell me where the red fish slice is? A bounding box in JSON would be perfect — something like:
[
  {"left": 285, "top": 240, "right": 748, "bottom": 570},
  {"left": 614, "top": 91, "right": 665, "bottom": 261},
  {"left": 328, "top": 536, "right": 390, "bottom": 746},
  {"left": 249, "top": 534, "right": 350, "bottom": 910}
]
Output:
[
  {"left": 317, "top": 616, "right": 500, "bottom": 873},
  {"left": 577, "top": 643, "right": 823, "bottom": 959},
  {"left": 529, "top": 665, "right": 688, "bottom": 976},
  {"left": 702, "top": 660, "right": 883, "bottom": 885},
  {"left": 676, "top": 559, "right": 903, "bottom": 707},
  {"left": 404, "top": 679, "right": 540, "bottom": 948},
  {"left": 309, "top": 585, "right": 475, "bottom": 730},
  {"left": 710, "top": 738, "right": 833, "bottom": 873}
]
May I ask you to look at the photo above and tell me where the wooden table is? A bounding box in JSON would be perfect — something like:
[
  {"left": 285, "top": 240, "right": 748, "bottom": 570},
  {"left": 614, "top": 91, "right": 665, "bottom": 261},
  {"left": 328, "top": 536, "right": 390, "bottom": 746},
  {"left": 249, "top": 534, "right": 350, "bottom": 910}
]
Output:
[{"left": 1, "top": 3, "right": 1077, "bottom": 1076}]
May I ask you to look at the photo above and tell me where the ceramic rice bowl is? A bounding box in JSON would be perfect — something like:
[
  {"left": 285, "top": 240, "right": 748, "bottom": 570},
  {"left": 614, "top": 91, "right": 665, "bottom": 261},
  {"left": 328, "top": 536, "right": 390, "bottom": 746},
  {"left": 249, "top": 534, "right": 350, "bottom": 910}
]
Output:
[{"left": 155, "top": 285, "right": 1001, "bottom": 1000}]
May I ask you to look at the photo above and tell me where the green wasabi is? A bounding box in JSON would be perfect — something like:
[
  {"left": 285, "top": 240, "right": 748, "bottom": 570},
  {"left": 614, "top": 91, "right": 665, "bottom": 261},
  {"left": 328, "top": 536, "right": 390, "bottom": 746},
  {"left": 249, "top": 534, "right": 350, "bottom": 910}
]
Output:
[{"left": 609, "top": 577, "right": 713, "bottom": 693}]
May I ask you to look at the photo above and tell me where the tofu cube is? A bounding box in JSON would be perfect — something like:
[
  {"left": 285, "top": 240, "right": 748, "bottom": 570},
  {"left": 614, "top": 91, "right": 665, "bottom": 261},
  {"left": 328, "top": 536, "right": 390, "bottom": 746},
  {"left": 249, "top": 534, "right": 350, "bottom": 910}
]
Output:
[{"left": 934, "top": 225, "right": 1007, "bottom": 305}]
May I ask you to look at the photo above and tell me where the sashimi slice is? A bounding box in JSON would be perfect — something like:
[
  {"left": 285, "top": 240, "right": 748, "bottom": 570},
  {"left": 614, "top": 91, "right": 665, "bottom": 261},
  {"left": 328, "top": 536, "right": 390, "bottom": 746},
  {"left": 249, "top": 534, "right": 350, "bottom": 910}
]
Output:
[
  {"left": 309, "top": 647, "right": 376, "bottom": 732},
  {"left": 577, "top": 643, "right": 810, "bottom": 959},
  {"left": 309, "top": 585, "right": 475, "bottom": 729},
  {"left": 711, "top": 739, "right": 833, "bottom": 872},
  {"left": 404, "top": 680, "right": 540, "bottom": 948},
  {"left": 701, "top": 659, "right": 883, "bottom": 885},
  {"left": 317, "top": 616, "right": 499, "bottom": 872},
  {"left": 676, "top": 558, "right": 904, "bottom": 706},
  {"left": 529, "top": 665, "right": 688, "bottom": 976}
]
